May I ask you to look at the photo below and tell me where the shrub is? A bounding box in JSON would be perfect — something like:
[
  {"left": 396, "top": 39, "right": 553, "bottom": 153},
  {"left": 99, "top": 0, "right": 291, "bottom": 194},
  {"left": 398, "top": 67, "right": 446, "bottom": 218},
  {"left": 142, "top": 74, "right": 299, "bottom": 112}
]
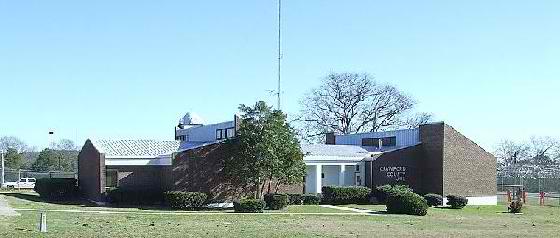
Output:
[
  {"left": 164, "top": 191, "right": 208, "bottom": 210},
  {"left": 424, "top": 193, "right": 443, "bottom": 207},
  {"left": 107, "top": 188, "right": 163, "bottom": 205},
  {"left": 321, "top": 186, "right": 371, "bottom": 205},
  {"left": 287, "top": 194, "right": 321, "bottom": 205},
  {"left": 446, "top": 195, "right": 468, "bottom": 209},
  {"left": 386, "top": 191, "right": 428, "bottom": 216},
  {"left": 302, "top": 194, "right": 321, "bottom": 205},
  {"left": 234, "top": 199, "right": 266, "bottom": 213},
  {"left": 34, "top": 178, "right": 78, "bottom": 200},
  {"left": 508, "top": 201, "right": 523, "bottom": 213},
  {"left": 287, "top": 194, "right": 303, "bottom": 205},
  {"left": 373, "top": 185, "right": 413, "bottom": 204},
  {"left": 264, "top": 193, "right": 288, "bottom": 210}
]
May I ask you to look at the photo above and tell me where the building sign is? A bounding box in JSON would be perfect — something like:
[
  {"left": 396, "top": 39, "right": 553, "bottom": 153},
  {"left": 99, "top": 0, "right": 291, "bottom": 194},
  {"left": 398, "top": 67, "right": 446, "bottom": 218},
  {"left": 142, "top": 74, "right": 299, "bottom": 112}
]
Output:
[{"left": 379, "top": 166, "right": 407, "bottom": 181}]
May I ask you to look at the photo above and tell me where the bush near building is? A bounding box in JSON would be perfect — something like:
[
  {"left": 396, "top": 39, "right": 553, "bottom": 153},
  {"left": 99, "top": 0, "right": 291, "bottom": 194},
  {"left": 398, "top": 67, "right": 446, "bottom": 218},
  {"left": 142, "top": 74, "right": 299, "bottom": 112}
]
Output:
[
  {"left": 373, "top": 184, "right": 413, "bottom": 204},
  {"left": 164, "top": 191, "right": 208, "bottom": 210},
  {"left": 446, "top": 195, "right": 468, "bottom": 209},
  {"left": 321, "top": 186, "right": 371, "bottom": 205},
  {"left": 386, "top": 191, "right": 428, "bottom": 216},
  {"left": 287, "top": 194, "right": 321, "bottom": 205},
  {"left": 508, "top": 201, "right": 523, "bottom": 213},
  {"left": 263, "top": 193, "right": 288, "bottom": 210},
  {"left": 34, "top": 178, "right": 79, "bottom": 201},
  {"left": 424, "top": 193, "right": 443, "bottom": 207},
  {"left": 233, "top": 199, "right": 266, "bottom": 213}
]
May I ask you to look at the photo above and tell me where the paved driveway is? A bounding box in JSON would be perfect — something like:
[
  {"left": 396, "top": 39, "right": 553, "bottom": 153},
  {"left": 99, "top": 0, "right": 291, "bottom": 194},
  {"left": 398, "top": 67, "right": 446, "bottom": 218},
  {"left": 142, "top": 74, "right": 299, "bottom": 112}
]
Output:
[{"left": 0, "top": 195, "right": 19, "bottom": 216}]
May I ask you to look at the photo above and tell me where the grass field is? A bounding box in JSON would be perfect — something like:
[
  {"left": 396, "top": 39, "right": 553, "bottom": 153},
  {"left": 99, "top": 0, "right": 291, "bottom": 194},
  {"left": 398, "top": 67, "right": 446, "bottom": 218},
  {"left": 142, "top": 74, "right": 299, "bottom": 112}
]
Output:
[{"left": 1, "top": 192, "right": 559, "bottom": 238}]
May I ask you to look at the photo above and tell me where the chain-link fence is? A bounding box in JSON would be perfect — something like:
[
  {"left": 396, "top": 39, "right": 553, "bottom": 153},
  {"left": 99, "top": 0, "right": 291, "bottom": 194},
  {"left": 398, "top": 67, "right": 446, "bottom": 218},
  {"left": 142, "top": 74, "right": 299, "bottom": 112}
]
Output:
[
  {"left": 497, "top": 166, "right": 560, "bottom": 207},
  {"left": 2, "top": 167, "right": 76, "bottom": 182}
]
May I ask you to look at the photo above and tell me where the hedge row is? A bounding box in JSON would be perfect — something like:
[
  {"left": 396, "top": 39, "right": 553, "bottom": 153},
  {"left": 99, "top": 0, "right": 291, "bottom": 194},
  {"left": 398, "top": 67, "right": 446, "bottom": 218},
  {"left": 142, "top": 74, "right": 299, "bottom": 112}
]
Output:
[
  {"left": 234, "top": 199, "right": 266, "bottom": 213},
  {"left": 321, "top": 186, "right": 371, "bottom": 205},
  {"left": 287, "top": 194, "right": 321, "bottom": 205},
  {"left": 34, "top": 178, "right": 79, "bottom": 201},
  {"left": 164, "top": 191, "right": 208, "bottom": 210},
  {"left": 372, "top": 184, "right": 413, "bottom": 204},
  {"left": 264, "top": 193, "right": 288, "bottom": 210}
]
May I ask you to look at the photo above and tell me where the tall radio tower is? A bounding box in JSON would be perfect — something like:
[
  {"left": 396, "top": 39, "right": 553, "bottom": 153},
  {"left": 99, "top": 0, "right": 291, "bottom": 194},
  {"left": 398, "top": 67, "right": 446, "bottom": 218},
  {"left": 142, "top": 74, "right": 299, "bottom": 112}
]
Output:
[{"left": 276, "top": 0, "right": 282, "bottom": 110}]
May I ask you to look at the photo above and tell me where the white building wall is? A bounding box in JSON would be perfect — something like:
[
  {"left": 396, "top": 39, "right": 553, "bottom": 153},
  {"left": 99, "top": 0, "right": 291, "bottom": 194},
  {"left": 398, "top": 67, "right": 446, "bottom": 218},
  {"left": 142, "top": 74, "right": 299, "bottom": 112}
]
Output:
[
  {"left": 335, "top": 128, "right": 420, "bottom": 149},
  {"left": 176, "top": 121, "right": 234, "bottom": 142}
]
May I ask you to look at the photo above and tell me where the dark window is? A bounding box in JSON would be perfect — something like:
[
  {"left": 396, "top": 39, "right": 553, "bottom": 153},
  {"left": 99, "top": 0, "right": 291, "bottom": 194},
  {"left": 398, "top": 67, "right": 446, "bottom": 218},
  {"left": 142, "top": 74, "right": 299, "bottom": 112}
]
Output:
[
  {"left": 216, "top": 129, "right": 223, "bottom": 140},
  {"left": 381, "top": 136, "right": 397, "bottom": 147},
  {"left": 321, "top": 173, "right": 325, "bottom": 179},
  {"left": 362, "top": 138, "right": 378, "bottom": 146},
  {"left": 361, "top": 136, "right": 397, "bottom": 147},
  {"left": 355, "top": 165, "right": 360, "bottom": 172}
]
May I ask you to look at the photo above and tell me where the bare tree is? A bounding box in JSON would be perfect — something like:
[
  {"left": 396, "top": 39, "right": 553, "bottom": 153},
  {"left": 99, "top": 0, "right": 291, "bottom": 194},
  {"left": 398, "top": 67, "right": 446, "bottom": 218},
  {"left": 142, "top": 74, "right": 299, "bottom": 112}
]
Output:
[
  {"left": 527, "top": 137, "right": 559, "bottom": 166},
  {"left": 299, "top": 72, "right": 415, "bottom": 141},
  {"left": 52, "top": 139, "right": 78, "bottom": 151},
  {"left": 495, "top": 140, "right": 530, "bottom": 167},
  {"left": 0, "top": 136, "right": 28, "bottom": 152},
  {"left": 402, "top": 112, "right": 434, "bottom": 129},
  {"left": 495, "top": 137, "right": 560, "bottom": 178}
]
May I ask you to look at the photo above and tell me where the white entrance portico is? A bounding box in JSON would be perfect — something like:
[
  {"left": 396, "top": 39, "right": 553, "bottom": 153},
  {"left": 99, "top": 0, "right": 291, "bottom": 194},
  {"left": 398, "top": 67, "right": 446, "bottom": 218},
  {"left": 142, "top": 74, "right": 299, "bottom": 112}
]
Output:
[{"left": 302, "top": 144, "right": 370, "bottom": 194}]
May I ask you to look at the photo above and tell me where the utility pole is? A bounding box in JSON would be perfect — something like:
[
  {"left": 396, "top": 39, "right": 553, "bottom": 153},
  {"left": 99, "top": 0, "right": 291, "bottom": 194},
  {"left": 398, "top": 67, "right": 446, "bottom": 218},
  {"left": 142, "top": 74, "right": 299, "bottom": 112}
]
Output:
[{"left": 277, "top": 0, "right": 282, "bottom": 110}]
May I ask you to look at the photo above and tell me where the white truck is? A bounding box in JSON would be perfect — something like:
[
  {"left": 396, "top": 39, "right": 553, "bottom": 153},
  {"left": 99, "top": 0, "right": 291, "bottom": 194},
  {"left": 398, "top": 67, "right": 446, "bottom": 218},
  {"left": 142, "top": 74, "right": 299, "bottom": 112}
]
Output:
[{"left": 2, "top": 178, "right": 36, "bottom": 189}]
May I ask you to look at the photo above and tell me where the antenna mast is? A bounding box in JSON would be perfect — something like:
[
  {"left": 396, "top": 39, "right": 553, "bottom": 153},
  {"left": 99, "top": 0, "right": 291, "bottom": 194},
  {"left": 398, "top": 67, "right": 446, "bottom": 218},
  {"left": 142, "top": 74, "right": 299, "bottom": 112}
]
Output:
[{"left": 277, "top": 0, "right": 282, "bottom": 110}]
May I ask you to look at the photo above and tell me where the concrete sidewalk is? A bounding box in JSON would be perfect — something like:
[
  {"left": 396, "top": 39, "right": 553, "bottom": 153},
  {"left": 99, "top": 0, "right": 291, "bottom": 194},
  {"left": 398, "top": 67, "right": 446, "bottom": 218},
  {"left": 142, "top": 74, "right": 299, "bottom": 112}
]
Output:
[{"left": 0, "top": 195, "right": 19, "bottom": 216}]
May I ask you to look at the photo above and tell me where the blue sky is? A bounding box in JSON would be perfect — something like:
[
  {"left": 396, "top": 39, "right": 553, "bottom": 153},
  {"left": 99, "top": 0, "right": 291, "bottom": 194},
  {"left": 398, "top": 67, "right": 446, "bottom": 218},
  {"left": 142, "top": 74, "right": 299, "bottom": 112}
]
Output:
[{"left": 1, "top": 0, "right": 559, "bottom": 151}]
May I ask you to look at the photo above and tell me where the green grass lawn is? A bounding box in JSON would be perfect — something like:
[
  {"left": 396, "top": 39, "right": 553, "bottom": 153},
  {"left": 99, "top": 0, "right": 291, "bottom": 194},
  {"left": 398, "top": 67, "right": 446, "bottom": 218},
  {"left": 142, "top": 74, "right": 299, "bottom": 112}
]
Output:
[{"left": 1, "top": 192, "right": 559, "bottom": 238}]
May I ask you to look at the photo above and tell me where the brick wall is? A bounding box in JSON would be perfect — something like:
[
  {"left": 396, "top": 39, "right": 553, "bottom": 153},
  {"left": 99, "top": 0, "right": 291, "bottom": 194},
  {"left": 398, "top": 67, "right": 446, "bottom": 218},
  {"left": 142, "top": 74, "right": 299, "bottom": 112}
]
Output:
[
  {"left": 369, "top": 145, "right": 424, "bottom": 192},
  {"left": 78, "top": 140, "right": 105, "bottom": 201},
  {"left": 442, "top": 124, "right": 497, "bottom": 196},
  {"left": 172, "top": 142, "right": 303, "bottom": 201},
  {"left": 419, "top": 123, "right": 445, "bottom": 195},
  {"left": 107, "top": 165, "right": 171, "bottom": 192},
  {"left": 172, "top": 143, "right": 252, "bottom": 201}
]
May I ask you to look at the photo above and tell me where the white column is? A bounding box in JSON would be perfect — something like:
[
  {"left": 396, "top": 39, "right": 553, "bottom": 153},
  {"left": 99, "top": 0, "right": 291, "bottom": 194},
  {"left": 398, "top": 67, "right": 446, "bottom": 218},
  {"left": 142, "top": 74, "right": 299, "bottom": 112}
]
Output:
[
  {"left": 315, "top": 164, "right": 322, "bottom": 194},
  {"left": 339, "top": 165, "right": 346, "bottom": 186}
]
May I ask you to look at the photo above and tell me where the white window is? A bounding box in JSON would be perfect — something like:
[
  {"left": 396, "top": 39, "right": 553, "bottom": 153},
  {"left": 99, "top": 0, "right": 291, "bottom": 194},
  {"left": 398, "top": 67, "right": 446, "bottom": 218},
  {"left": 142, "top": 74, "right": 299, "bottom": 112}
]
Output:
[{"left": 216, "top": 129, "right": 223, "bottom": 140}]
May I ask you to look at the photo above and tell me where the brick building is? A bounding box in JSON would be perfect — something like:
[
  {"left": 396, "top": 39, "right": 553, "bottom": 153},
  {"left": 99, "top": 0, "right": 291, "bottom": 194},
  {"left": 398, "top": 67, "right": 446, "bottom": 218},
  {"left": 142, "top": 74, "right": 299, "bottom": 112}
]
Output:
[
  {"left": 78, "top": 113, "right": 496, "bottom": 205},
  {"left": 303, "top": 122, "right": 497, "bottom": 205}
]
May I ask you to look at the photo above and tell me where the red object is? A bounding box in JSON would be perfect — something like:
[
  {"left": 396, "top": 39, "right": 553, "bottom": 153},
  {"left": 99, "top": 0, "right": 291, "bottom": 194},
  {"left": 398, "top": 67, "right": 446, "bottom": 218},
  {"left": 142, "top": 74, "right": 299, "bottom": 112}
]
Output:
[
  {"left": 523, "top": 192, "right": 528, "bottom": 204},
  {"left": 507, "top": 191, "right": 511, "bottom": 202},
  {"left": 539, "top": 192, "right": 545, "bottom": 206}
]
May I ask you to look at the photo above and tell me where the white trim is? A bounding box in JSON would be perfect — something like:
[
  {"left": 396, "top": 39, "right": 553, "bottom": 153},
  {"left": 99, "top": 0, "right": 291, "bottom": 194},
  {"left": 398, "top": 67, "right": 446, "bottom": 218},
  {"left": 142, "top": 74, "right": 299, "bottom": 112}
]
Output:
[
  {"left": 304, "top": 155, "right": 365, "bottom": 161},
  {"left": 465, "top": 196, "right": 498, "bottom": 205},
  {"left": 105, "top": 156, "right": 158, "bottom": 159},
  {"left": 105, "top": 157, "right": 171, "bottom": 166},
  {"left": 305, "top": 162, "right": 360, "bottom": 166},
  {"left": 442, "top": 196, "right": 497, "bottom": 206}
]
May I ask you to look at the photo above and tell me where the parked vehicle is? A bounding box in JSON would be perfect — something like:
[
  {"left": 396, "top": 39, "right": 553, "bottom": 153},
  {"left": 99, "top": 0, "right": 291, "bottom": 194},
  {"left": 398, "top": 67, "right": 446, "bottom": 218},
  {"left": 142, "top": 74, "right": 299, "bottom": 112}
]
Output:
[{"left": 2, "top": 178, "right": 36, "bottom": 189}]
